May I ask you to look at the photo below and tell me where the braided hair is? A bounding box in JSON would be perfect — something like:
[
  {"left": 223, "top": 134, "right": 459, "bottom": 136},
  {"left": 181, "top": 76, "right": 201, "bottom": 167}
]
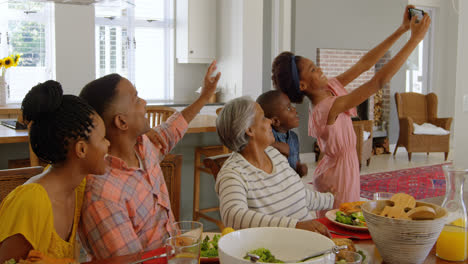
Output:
[
  {"left": 79, "top": 73, "right": 123, "bottom": 117},
  {"left": 271, "top": 51, "right": 305, "bottom": 103},
  {"left": 22, "top": 80, "right": 95, "bottom": 164}
]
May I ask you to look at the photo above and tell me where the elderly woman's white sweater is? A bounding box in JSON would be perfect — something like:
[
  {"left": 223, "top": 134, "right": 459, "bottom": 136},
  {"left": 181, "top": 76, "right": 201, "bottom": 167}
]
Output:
[{"left": 215, "top": 146, "right": 334, "bottom": 229}]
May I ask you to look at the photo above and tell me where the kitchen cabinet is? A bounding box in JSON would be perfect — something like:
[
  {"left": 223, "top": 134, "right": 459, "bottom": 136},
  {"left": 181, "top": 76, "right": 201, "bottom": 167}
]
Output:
[{"left": 176, "top": 0, "right": 216, "bottom": 63}]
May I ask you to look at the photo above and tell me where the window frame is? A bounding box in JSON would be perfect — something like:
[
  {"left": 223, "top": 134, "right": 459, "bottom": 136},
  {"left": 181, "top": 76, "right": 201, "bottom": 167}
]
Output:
[
  {"left": 95, "top": 0, "right": 174, "bottom": 101},
  {"left": 0, "top": 2, "right": 55, "bottom": 103}
]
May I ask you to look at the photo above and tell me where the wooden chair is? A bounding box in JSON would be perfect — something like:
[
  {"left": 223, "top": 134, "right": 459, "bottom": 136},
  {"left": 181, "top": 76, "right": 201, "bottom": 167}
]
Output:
[
  {"left": 313, "top": 120, "right": 373, "bottom": 167},
  {"left": 194, "top": 153, "right": 231, "bottom": 230},
  {"left": 394, "top": 92, "right": 452, "bottom": 161},
  {"left": 353, "top": 120, "right": 373, "bottom": 167},
  {"left": 0, "top": 166, "right": 44, "bottom": 202},
  {"left": 193, "top": 107, "right": 230, "bottom": 231},
  {"left": 160, "top": 154, "right": 182, "bottom": 221},
  {"left": 146, "top": 106, "right": 177, "bottom": 127}
]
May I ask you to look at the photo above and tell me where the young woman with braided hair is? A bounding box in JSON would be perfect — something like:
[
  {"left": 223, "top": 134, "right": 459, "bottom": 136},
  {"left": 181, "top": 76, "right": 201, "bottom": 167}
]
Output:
[
  {"left": 0, "top": 81, "right": 110, "bottom": 262},
  {"left": 271, "top": 6, "right": 430, "bottom": 211}
]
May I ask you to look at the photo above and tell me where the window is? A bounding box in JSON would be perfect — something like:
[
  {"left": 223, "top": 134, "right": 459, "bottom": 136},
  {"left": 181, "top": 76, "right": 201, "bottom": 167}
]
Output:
[
  {"left": 405, "top": 7, "right": 435, "bottom": 94},
  {"left": 0, "top": 1, "right": 55, "bottom": 103},
  {"left": 95, "top": 0, "right": 174, "bottom": 101}
]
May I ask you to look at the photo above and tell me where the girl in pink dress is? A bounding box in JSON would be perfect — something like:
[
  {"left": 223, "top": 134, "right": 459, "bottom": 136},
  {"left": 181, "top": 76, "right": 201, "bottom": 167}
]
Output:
[{"left": 271, "top": 6, "right": 430, "bottom": 209}]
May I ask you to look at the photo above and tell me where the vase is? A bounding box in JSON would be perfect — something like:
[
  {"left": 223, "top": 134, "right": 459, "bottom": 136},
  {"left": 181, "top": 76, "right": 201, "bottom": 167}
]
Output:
[
  {"left": 435, "top": 164, "right": 468, "bottom": 261},
  {"left": 0, "top": 73, "right": 7, "bottom": 105}
]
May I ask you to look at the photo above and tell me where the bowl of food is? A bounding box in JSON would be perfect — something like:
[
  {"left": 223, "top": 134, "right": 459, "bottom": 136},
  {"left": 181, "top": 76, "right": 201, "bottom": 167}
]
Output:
[
  {"left": 362, "top": 199, "right": 447, "bottom": 264},
  {"left": 218, "top": 227, "right": 336, "bottom": 264}
]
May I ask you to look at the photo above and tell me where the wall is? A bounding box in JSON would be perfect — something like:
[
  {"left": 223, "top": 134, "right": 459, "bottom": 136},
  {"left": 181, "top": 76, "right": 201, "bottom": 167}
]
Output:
[
  {"left": 262, "top": 0, "right": 272, "bottom": 93},
  {"left": 217, "top": 0, "right": 264, "bottom": 101},
  {"left": 294, "top": 0, "right": 407, "bottom": 151},
  {"left": 453, "top": 0, "right": 468, "bottom": 169},
  {"left": 55, "top": 4, "right": 95, "bottom": 95},
  {"left": 241, "top": 0, "right": 263, "bottom": 99},
  {"left": 216, "top": 0, "right": 243, "bottom": 100}
]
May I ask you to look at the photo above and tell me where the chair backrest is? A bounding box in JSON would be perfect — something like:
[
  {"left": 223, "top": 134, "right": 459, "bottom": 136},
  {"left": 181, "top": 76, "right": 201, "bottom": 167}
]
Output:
[
  {"left": 160, "top": 154, "right": 182, "bottom": 221},
  {"left": 146, "top": 106, "right": 177, "bottom": 128},
  {"left": 0, "top": 166, "right": 44, "bottom": 202},
  {"left": 203, "top": 153, "right": 231, "bottom": 181},
  {"left": 395, "top": 92, "right": 438, "bottom": 124}
]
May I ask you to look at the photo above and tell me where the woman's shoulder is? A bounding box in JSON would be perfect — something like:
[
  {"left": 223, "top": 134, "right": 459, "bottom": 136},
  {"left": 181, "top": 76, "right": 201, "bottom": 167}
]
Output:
[
  {"left": 0, "top": 184, "right": 54, "bottom": 252},
  {"left": 0, "top": 183, "right": 52, "bottom": 217},
  {"left": 218, "top": 152, "right": 243, "bottom": 173},
  {"left": 2, "top": 183, "right": 50, "bottom": 205}
]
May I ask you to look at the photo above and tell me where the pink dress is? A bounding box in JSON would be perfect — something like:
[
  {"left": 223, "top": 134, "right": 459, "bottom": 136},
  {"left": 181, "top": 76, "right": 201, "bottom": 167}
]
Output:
[{"left": 308, "top": 78, "right": 360, "bottom": 208}]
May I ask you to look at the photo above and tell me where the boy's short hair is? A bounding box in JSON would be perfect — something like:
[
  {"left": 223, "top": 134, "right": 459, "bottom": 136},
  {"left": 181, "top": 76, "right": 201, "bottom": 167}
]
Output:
[{"left": 256, "top": 90, "right": 285, "bottom": 119}]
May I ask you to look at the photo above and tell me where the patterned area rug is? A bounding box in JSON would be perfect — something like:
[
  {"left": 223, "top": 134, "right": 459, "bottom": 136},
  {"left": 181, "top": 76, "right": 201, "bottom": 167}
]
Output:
[{"left": 360, "top": 163, "right": 450, "bottom": 200}]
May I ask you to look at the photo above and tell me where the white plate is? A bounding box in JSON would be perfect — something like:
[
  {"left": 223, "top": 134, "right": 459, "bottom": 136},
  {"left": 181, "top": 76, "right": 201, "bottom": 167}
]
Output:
[{"left": 325, "top": 209, "right": 368, "bottom": 231}]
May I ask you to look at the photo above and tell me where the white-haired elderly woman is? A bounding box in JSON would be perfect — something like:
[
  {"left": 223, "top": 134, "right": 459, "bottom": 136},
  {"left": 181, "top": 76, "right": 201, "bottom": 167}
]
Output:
[{"left": 215, "top": 96, "right": 334, "bottom": 237}]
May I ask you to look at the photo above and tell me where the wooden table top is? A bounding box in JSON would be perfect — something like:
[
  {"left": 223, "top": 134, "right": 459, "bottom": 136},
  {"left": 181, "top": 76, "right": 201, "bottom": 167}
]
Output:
[
  {"left": 0, "top": 124, "right": 28, "bottom": 144},
  {"left": 84, "top": 194, "right": 468, "bottom": 264},
  {"left": 0, "top": 114, "right": 216, "bottom": 145},
  {"left": 187, "top": 114, "right": 216, "bottom": 134}
]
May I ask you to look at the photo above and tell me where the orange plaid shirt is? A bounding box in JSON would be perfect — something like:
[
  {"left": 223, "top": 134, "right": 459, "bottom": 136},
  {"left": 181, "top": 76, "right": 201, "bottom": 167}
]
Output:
[{"left": 79, "top": 112, "right": 188, "bottom": 259}]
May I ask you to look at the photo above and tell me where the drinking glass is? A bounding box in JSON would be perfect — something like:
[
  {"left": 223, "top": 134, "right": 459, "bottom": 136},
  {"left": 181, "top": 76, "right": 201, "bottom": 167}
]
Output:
[
  {"left": 373, "top": 192, "right": 394, "bottom": 201},
  {"left": 165, "top": 235, "right": 200, "bottom": 264},
  {"left": 171, "top": 221, "right": 203, "bottom": 242}
]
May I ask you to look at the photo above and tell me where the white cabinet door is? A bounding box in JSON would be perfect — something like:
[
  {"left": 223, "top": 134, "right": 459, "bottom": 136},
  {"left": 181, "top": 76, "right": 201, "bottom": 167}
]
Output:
[{"left": 177, "top": 0, "right": 216, "bottom": 63}]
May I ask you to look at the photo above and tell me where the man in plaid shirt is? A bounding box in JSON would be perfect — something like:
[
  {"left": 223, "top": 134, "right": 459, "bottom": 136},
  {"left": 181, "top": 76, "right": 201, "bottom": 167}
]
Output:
[{"left": 78, "top": 61, "right": 221, "bottom": 259}]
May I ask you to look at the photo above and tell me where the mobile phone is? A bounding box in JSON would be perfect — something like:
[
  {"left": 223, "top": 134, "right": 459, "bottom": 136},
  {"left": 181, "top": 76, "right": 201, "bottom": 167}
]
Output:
[{"left": 408, "top": 8, "right": 425, "bottom": 23}]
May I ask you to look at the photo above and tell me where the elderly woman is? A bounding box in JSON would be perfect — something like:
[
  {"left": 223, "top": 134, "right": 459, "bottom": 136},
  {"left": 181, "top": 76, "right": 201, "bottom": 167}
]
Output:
[{"left": 215, "top": 96, "right": 334, "bottom": 237}]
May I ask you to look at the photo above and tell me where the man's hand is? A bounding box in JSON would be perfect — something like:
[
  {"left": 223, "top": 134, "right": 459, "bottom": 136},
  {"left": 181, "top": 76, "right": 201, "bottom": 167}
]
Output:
[
  {"left": 200, "top": 60, "right": 221, "bottom": 101},
  {"left": 181, "top": 60, "right": 222, "bottom": 123},
  {"left": 296, "top": 220, "right": 331, "bottom": 238},
  {"left": 296, "top": 162, "right": 308, "bottom": 177}
]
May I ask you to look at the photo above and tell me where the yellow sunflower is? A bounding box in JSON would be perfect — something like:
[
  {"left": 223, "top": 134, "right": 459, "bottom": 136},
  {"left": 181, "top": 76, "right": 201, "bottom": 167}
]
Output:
[
  {"left": 3, "top": 57, "right": 13, "bottom": 69},
  {"left": 0, "top": 59, "right": 3, "bottom": 68},
  {"left": 11, "top": 54, "right": 21, "bottom": 66}
]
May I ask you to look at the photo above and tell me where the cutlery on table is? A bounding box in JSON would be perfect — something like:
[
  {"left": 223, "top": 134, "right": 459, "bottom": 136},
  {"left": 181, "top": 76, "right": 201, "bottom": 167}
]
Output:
[
  {"left": 329, "top": 230, "right": 362, "bottom": 239},
  {"left": 129, "top": 252, "right": 168, "bottom": 264},
  {"left": 247, "top": 245, "right": 348, "bottom": 263}
]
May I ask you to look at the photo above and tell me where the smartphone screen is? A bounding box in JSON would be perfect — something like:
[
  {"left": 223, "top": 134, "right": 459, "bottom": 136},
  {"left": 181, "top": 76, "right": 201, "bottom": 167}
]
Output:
[{"left": 409, "top": 8, "right": 424, "bottom": 22}]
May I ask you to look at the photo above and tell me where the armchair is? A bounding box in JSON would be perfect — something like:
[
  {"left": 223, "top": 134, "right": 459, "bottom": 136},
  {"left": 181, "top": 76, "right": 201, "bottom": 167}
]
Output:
[
  {"left": 393, "top": 92, "right": 452, "bottom": 161},
  {"left": 353, "top": 120, "right": 373, "bottom": 167}
]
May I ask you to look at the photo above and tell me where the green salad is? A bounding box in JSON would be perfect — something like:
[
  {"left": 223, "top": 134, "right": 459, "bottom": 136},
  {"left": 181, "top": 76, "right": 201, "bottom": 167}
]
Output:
[
  {"left": 200, "top": 234, "right": 221, "bottom": 257},
  {"left": 335, "top": 211, "right": 367, "bottom": 227},
  {"left": 243, "top": 248, "right": 284, "bottom": 263}
]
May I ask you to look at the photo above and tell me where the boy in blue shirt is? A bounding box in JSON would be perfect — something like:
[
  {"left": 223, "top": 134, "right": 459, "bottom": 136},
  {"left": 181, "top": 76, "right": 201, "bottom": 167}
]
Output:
[{"left": 257, "top": 90, "right": 308, "bottom": 177}]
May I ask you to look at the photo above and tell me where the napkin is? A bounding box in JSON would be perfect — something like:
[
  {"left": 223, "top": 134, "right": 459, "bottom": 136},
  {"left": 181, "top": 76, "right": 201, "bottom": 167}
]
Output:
[
  {"left": 140, "top": 247, "right": 167, "bottom": 264},
  {"left": 316, "top": 217, "right": 372, "bottom": 240}
]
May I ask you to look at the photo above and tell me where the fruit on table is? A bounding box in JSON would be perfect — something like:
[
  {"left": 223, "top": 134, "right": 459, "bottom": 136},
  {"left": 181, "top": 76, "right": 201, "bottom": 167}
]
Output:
[{"left": 221, "top": 227, "right": 235, "bottom": 236}]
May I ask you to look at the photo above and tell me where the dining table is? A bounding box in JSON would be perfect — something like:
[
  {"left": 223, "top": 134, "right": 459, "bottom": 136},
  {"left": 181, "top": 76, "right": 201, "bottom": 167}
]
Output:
[{"left": 83, "top": 193, "right": 468, "bottom": 264}]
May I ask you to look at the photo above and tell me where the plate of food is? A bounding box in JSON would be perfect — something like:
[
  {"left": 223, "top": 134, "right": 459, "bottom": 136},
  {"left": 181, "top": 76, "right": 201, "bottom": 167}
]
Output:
[
  {"left": 332, "top": 238, "right": 370, "bottom": 264},
  {"left": 326, "top": 201, "right": 368, "bottom": 231},
  {"left": 200, "top": 232, "right": 222, "bottom": 263}
]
